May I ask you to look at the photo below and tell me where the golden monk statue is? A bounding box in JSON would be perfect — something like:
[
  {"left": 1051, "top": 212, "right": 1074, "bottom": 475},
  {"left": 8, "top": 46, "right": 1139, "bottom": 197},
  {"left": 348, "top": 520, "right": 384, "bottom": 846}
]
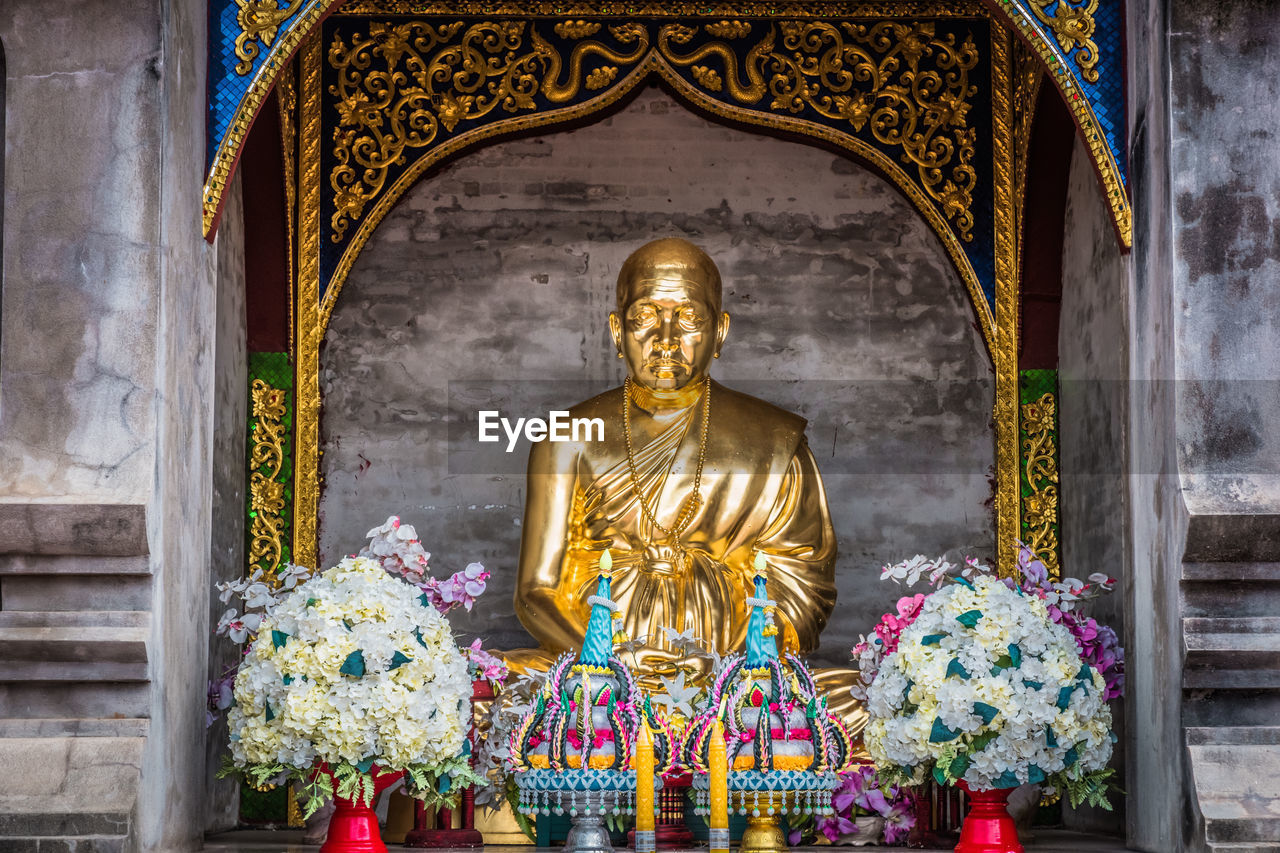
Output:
[{"left": 507, "top": 237, "right": 864, "bottom": 729}]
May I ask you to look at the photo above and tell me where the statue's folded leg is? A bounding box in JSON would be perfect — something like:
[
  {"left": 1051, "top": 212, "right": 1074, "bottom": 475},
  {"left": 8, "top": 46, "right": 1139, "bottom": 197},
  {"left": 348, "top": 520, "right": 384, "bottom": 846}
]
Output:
[{"left": 812, "top": 666, "right": 871, "bottom": 761}]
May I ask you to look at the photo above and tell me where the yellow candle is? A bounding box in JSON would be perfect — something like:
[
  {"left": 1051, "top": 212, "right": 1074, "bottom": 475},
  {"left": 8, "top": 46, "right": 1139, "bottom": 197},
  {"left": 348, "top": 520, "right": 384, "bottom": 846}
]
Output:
[
  {"left": 635, "top": 721, "right": 656, "bottom": 834},
  {"left": 600, "top": 548, "right": 613, "bottom": 574},
  {"left": 709, "top": 717, "right": 729, "bottom": 849}
]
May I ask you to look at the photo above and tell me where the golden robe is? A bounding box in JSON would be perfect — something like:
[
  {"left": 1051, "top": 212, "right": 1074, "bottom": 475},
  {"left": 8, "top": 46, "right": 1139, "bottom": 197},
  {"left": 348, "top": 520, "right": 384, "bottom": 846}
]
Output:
[{"left": 512, "top": 380, "right": 836, "bottom": 666}]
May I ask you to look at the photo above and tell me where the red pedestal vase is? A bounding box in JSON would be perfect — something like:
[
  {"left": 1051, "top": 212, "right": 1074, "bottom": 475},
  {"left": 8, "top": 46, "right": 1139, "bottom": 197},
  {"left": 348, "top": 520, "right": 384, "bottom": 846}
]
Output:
[
  {"left": 954, "top": 784, "right": 1023, "bottom": 853},
  {"left": 317, "top": 765, "right": 404, "bottom": 853}
]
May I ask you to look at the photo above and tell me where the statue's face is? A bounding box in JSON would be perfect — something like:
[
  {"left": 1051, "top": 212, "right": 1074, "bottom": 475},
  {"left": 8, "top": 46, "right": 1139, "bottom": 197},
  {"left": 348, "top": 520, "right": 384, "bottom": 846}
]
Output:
[{"left": 610, "top": 278, "right": 728, "bottom": 391}]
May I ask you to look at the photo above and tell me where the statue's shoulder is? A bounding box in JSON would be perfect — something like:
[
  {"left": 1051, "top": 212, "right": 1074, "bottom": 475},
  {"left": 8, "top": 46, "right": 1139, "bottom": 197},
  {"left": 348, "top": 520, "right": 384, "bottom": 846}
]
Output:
[{"left": 709, "top": 381, "right": 808, "bottom": 454}]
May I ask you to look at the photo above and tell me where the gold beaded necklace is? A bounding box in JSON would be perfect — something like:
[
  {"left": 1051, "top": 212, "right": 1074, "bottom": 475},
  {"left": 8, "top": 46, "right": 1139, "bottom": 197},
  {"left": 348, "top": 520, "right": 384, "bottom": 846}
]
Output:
[{"left": 622, "top": 375, "right": 711, "bottom": 541}]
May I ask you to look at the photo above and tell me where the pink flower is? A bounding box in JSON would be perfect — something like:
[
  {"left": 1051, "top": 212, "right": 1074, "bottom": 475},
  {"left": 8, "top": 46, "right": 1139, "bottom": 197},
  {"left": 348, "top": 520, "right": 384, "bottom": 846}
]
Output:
[{"left": 465, "top": 638, "right": 508, "bottom": 683}]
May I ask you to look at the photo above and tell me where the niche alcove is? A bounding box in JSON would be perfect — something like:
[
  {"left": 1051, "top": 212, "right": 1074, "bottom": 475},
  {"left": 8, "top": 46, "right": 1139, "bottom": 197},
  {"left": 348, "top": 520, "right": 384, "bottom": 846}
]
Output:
[{"left": 317, "top": 87, "right": 996, "bottom": 665}]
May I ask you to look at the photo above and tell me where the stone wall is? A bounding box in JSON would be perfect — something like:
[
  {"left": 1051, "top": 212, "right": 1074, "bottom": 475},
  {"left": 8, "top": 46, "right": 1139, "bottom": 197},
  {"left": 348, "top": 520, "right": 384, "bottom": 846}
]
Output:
[
  {"left": 1125, "top": 1, "right": 1189, "bottom": 848},
  {"left": 1058, "top": 135, "right": 1129, "bottom": 835},
  {"left": 319, "top": 87, "right": 995, "bottom": 667},
  {"left": 0, "top": 0, "right": 162, "bottom": 502},
  {"left": 1170, "top": 1, "right": 1280, "bottom": 518},
  {"left": 0, "top": 1, "right": 220, "bottom": 850}
]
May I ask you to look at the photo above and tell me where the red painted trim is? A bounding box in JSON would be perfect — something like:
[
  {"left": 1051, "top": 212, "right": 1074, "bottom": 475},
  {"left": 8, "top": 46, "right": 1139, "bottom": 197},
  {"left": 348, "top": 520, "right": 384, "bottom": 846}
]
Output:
[
  {"left": 1018, "top": 83, "right": 1075, "bottom": 370},
  {"left": 241, "top": 102, "right": 292, "bottom": 353}
]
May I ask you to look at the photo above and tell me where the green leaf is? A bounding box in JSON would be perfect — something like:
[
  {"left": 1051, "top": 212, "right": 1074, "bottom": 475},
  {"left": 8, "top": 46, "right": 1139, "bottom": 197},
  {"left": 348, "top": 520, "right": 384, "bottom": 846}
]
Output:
[
  {"left": 972, "top": 702, "right": 999, "bottom": 725},
  {"left": 1028, "top": 764, "right": 1046, "bottom": 784},
  {"left": 970, "top": 731, "right": 999, "bottom": 751},
  {"left": 932, "top": 764, "right": 948, "bottom": 785},
  {"left": 355, "top": 757, "right": 375, "bottom": 774},
  {"left": 271, "top": 630, "right": 289, "bottom": 649},
  {"left": 1007, "top": 644, "right": 1022, "bottom": 668},
  {"left": 946, "top": 658, "right": 971, "bottom": 680},
  {"left": 306, "top": 598, "right": 317, "bottom": 608},
  {"left": 1056, "top": 686, "right": 1075, "bottom": 709},
  {"left": 389, "top": 651, "right": 412, "bottom": 670},
  {"left": 340, "top": 650, "right": 366, "bottom": 678},
  {"left": 1046, "top": 725, "right": 1058, "bottom": 748},
  {"left": 956, "top": 610, "right": 982, "bottom": 628},
  {"left": 282, "top": 675, "right": 293, "bottom": 686},
  {"left": 418, "top": 593, "right": 431, "bottom": 608},
  {"left": 264, "top": 701, "right": 275, "bottom": 722},
  {"left": 929, "top": 717, "right": 961, "bottom": 743},
  {"left": 414, "top": 628, "right": 429, "bottom": 649},
  {"left": 953, "top": 576, "right": 975, "bottom": 590},
  {"left": 1023, "top": 679, "right": 1044, "bottom": 690},
  {"left": 949, "top": 753, "right": 971, "bottom": 778},
  {"left": 920, "top": 634, "right": 945, "bottom": 646}
]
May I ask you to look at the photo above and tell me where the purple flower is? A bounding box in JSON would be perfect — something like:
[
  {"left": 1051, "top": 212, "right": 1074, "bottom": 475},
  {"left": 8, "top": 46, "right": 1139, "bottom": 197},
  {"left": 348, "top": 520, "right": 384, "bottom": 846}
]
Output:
[{"left": 815, "top": 815, "right": 857, "bottom": 842}]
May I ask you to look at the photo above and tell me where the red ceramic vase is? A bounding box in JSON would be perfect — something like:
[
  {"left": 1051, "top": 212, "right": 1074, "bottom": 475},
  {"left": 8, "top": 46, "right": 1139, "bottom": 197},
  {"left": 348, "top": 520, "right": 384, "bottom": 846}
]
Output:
[
  {"left": 316, "top": 764, "right": 404, "bottom": 853},
  {"left": 953, "top": 783, "right": 1024, "bottom": 853}
]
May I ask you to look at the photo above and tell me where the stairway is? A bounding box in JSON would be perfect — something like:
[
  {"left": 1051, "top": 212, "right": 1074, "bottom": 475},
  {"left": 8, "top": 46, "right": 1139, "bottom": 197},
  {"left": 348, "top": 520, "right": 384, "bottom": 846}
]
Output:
[
  {"left": 1183, "top": 552, "right": 1280, "bottom": 852},
  {"left": 0, "top": 503, "right": 151, "bottom": 853}
]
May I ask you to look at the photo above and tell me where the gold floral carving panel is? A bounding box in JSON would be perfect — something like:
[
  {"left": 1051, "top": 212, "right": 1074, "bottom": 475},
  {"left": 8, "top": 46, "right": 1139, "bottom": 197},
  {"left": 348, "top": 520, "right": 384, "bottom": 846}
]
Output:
[
  {"left": 1019, "top": 390, "right": 1060, "bottom": 579},
  {"left": 658, "top": 20, "right": 979, "bottom": 241},
  {"left": 248, "top": 379, "right": 290, "bottom": 576},
  {"left": 319, "top": 13, "right": 994, "bottom": 322}
]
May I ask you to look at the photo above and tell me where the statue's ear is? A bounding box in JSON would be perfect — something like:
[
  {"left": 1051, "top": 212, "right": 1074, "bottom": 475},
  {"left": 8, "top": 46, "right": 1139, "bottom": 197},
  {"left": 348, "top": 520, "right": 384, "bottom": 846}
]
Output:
[
  {"left": 608, "top": 311, "right": 623, "bottom": 354},
  {"left": 716, "top": 311, "right": 731, "bottom": 356}
]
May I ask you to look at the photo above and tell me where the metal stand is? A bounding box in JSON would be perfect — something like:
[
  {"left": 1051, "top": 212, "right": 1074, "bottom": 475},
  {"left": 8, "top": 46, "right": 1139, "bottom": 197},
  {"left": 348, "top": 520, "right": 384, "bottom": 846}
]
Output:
[{"left": 565, "top": 811, "right": 615, "bottom": 853}]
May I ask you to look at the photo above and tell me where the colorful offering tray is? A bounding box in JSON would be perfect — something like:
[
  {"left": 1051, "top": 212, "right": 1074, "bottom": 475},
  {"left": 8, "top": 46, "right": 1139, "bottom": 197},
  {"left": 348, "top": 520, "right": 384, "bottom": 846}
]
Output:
[
  {"left": 683, "top": 560, "right": 853, "bottom": 853},
  {"left": 509, "top": 555, "right": 669, "bottom": 853}
]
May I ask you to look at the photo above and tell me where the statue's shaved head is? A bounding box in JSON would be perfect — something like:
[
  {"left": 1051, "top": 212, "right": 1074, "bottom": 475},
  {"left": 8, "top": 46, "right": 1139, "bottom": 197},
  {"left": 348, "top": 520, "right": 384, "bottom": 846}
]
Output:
[{"left": 616, "top": 237, "right": 722, "bottom": 312}]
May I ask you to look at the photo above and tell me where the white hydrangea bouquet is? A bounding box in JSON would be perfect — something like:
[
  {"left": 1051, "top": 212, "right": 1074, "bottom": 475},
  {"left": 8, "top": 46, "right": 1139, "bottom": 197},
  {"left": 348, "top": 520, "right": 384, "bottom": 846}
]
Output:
[
  {"left": 217, "top": 518, "right": 492, "bottom": 816},
  {"left": 863, "top": 572, "right": 1116, "bottom": 809}
]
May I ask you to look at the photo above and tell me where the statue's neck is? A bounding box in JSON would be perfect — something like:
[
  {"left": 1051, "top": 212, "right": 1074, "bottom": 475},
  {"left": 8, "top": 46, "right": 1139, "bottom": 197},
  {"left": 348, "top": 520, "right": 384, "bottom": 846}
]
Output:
[{"left": 627, "top": 377, "right": 706, "bottom": 414}]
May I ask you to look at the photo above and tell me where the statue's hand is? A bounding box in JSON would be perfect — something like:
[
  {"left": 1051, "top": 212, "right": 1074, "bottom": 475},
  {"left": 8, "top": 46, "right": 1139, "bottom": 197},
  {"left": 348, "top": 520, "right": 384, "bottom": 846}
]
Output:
[{"left": 629, "top": 645, "right": 714, "bottom": 682}]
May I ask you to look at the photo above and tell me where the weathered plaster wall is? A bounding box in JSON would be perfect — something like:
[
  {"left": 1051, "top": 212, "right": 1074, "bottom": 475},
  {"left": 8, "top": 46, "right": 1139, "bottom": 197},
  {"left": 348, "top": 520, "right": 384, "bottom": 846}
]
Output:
[
  {"left": 205, "top": 172, "right": 246, "bottom": 832},
  {"left": 1170, "top": 1, "right": 1280, "bottom": 516},
  {"left": 320, "top": 87, "right": 995, "bottom": 667},
  {"left": 0, "top": 0, "right": 161, "bottom": 501},
  {"left": 1126, "top": 0, "right": 1188, "bottom": 849},
  {"left": 1058, "top": 135, "right": 1129, "bottom": 835}
]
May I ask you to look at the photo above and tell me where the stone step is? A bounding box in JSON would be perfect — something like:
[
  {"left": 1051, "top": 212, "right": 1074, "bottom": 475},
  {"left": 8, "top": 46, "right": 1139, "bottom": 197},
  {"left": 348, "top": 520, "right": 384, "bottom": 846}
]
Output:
[
  {"left": 0, "top": 554, "right": 151, "bottom": 575},
  {"left": 0, "top": 611, "right": 148, "bottom": 628},
  {"left": 1184, "top": 562, "right": 1280, "bottom": 582},
  {"left": 0, "top": 661, "right": 149, "bottom": 681},
  {"left": 1183, "top": 576, "right": 1280, "bottom": 618},
  {"left": 0, "top": 573, "right": 152, "bottom": 611},
  {"left": 0, "top": 718, "right": 149, "bottom": 738},
  {"left": 1187, "top": 726, "right": 1280, "bottom": 746},
  {"left": 1188, "top": 741, "right": 1280, "bottom": 847},
  {"left": 0, "top": 682, "right": 150, "bottom": 719},
  {"left": 0, "top": 504, "right": 148, "bottom": 557},
  {"left": 0, "top": 624, "right": 148, "bottom": 664},
  {"left": 1183, "top": 616, "right": 1280, "bottom": 690},
  {"left": 0, "top": 833, "right": 128, "bottom": 853},
  {"left": 0, "top": 738, "right": 142, "bottom": 828}
]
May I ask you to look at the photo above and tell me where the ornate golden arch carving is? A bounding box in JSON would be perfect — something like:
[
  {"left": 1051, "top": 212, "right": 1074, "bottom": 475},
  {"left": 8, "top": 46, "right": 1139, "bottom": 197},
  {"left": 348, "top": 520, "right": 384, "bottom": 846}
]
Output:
[{"left": 290, "top": 14, "right": 1022, "bottom": 574}]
